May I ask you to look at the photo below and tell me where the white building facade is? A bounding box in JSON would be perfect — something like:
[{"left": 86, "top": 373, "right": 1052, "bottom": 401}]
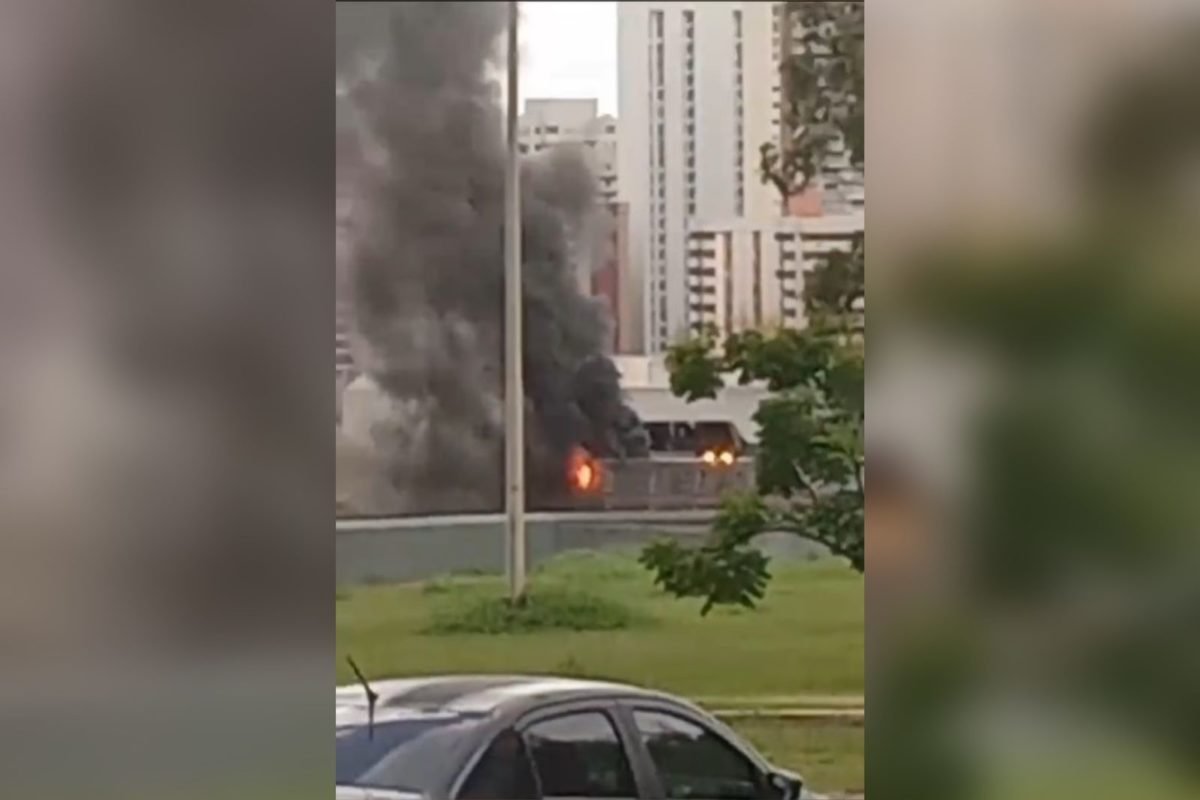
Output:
[
  {"left": 519, "top": 98, "right": 619, "bottom": 206},
  {"left": 618, "top": 2, "right": 790, "bottom": 353},
  {"left": 685, "top": 212, "right": 864, "bottom": 340},
  {"left": 618, "top": 2, "right": 868, "bottom": 352},
  {"left": 518, "top": 98, "right": 638, "bottom": 351},
  {"left": 611, "top": 354, "right": 770, "bottom": 444}
]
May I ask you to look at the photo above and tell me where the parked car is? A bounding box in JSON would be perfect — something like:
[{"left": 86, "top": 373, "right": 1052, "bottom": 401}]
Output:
[{"left": 336, "top": 674, "right": 822, "bottom": 800}]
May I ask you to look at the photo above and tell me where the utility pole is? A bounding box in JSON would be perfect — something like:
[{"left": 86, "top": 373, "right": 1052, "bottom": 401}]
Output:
[{"left": 503, "top": 0, "right": 527, "bottom": 602}]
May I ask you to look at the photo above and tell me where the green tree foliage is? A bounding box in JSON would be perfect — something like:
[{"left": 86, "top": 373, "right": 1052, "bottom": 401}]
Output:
[
  {"left": 641, "top": 3, "right": 866, "bottom": 614},
  {"left": 760, "top": 2, "right": 864, "bottom": 203},
  {"left": 642, "top": 319, "right": 864, "bottom": 613},
  {"left": 871, "top": 30, "right": 1200, "bottom": 797},
  {"left": 804, "top": 233, "right": 864, "bottom": 334},
  {"left": 641, "top": 496, "right": 773, "bottom": 615}
]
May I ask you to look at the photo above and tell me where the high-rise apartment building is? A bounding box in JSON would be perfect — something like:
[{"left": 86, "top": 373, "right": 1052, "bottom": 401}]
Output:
[
  {"left": 592, "top": 201, "right": 638, "bottom": 354},
  {"left": 684, "top": 212, "right": 864, "bottom": 341},
  {"left": 619, "top": 2, "right": 865, "bottom": 351},
  {"left": 518, "top": 99, "right": 639, "bottom": 352},
  {"left": 617, "top": 2, "right": 788, "bottom": 352},
  {"left": 519, "top": 99, "right": 619, "bottom": 206}
]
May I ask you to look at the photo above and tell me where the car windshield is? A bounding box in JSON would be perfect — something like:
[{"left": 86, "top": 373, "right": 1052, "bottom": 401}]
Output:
[{"left": 336, "top": 713, "right": 488, "bottom": 791}]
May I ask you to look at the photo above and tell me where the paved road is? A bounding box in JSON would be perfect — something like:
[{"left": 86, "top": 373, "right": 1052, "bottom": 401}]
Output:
[{"left": 336, "top": 511, "right": 827, "bottom": 585}]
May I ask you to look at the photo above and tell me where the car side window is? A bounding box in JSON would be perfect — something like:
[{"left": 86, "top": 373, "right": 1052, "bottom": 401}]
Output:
[
  {"left": 524, "top": 711, "right": 637, "bottom": 798},
  {"left": 458, "top": 729, "right": 539, "bottom": 800},
  {"left": 632, "top": 710, "right": 765, "bottom": 800}
]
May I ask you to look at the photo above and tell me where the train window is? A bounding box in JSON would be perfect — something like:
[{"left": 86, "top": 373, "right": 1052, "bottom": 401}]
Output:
[
  {"left": 695, "top": 422, "right": 737, "bottom": 453},
  {"left": 645, "top": 423, "right": 672, "bottom": 452},
  {"left": 672, "top": 423, "right": 696, "bottom": 452},
  {"left": 642, "top": 421, "right": 745, "bottom": 456}
]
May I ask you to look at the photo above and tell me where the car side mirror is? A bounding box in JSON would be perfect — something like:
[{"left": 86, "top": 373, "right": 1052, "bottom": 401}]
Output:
[{"left": 767, "top": 769, "right": 804, "bottom": 800}]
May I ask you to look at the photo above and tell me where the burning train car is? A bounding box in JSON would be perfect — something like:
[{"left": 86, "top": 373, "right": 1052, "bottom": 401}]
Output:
[
  {"left": 545, "top": 420, "right": 753, "bottom": 512},
  {"left": 643, "top": 419, "right": 747, "bottom": 466}
]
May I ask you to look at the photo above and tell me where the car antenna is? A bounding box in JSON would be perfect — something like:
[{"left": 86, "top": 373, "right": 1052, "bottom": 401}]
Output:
[{"left": 346, "top": 656, "right": 379, "bottom": 741}]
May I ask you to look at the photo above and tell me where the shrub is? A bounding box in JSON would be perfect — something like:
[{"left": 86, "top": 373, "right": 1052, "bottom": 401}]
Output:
[
  {"left": 424, "top": 586, "right": 646, "bottom": 635},
  {"left": 421, "top": 576, "right": 458, "bottom": 595},
  {"left": 535, "top": 550, "right": 647, "bottom": 584},
  {"left": 422, "top": 570, "right": 495, "bottom": 596}
]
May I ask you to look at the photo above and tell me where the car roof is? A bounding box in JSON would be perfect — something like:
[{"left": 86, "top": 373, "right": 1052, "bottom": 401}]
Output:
[
  {"left": 333, "top": 674, "right": 788, "bottom": 791},
  {"left": 336, "top": 674, "right": 674, "bottom": 717},
  {"left": 336, "top": 787, "right": 422, "bottom": 800}
]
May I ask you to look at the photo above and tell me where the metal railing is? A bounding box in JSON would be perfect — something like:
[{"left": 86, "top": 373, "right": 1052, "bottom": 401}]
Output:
[
  {"left": 335, "top": 509, "right": 721, "bottom": 586},
  {"left": 337, "top": 457, "right": 757, "bottom": 519}
]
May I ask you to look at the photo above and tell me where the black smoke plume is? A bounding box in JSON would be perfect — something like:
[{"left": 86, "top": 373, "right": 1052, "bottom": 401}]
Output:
[{"left": 338, "top": 1, "right": 645, "bottom": 515}]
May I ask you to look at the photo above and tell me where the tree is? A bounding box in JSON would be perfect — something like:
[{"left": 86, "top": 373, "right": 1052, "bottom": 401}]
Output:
[
  {"left": 805, "top": 232, "right": 864, "bottom": 334},
  {"left": 640, "top": 318, "right": 863, "bottom": 613},
  {"left": 641, "top": 3, "right": 865, "bottom": 614},
  {"left": 760, "top": 2, "right": 864, "bottom": 204}
]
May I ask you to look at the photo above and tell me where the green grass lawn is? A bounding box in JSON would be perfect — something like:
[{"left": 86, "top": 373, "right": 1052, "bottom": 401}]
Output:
[
  {"left": 335, "top": 549, "right": 864, "bottom": 792},
  {"left": 735, "top": 718, "right": 864, "bottom": 796}
]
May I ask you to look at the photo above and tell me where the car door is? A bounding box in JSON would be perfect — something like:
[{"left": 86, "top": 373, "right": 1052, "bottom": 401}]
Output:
[
  {"left": 515, "top": 704, "right": 648, "bottom": 800},
  {"left": 621, "top": 705, "right": 781, "bottom": 800},
  {"left": 455, "top": 727, "right": 540, "bottom": 800}
]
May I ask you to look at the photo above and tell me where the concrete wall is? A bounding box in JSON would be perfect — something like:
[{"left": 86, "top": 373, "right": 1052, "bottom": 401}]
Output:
[{"left": 336, "top": 512, "right": 827, "bottom": 586}]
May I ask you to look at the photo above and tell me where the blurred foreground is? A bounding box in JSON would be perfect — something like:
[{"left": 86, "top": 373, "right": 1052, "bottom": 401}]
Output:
[
  {"left": 868, "top": 1, "right": 1200, "bottom": 798},
  {"left": 0, "top": 1, "right": 330, "bottom": 798}
]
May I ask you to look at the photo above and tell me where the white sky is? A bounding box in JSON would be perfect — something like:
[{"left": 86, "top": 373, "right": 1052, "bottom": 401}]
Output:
[{"left": 519, "top": 1, "right": 618, "bottom": 115}]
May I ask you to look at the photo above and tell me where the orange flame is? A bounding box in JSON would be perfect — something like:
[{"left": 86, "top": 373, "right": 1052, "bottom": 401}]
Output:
[
  {"left": 702, "top": 449, "right": 736, "bottom": 468},
  {"left": 567, "top": 447, "right": 602, "bottom": 493}
]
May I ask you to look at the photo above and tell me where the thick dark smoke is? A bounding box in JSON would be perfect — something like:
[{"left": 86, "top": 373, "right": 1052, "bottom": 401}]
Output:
[{"left": 338, "top": 2, "right": 645, "bottom": 514}]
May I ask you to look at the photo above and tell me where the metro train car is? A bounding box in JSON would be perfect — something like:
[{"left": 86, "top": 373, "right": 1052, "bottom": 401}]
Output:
[
  {"left": 542, "top": 419, "right": 753, "bottom": 512},
  {"left": 642, "top": 419, "right": 748, "bottom": 467}
]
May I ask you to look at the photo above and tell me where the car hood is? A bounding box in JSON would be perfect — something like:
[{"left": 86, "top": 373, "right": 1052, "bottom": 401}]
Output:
[{"left": 335, "top": 786, "right": 424, "bottom": 800}]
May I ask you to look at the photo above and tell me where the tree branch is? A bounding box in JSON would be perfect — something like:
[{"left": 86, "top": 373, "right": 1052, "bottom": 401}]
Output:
[{"left": 791, "top": 462, "right": 823, "bottom": 508}]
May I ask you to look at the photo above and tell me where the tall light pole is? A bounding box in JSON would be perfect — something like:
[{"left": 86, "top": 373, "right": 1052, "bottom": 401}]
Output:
[{"left": 503, "top": 0, "right": 527, "bottom": 602}]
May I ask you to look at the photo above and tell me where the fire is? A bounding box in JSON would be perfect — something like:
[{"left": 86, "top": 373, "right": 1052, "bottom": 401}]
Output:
[
  {"left": 567, "top": 447, "right": 602, "bottom": 493},
  {"left": 702, "top": 449, "right": 736, "bottom": 468},
  {"left": 574, "top": 462, "right": 595, "bottom": 490}
]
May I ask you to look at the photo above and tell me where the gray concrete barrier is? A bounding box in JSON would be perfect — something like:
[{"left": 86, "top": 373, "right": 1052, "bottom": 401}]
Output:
[{"left": 336, "top": 511, "right": 827, "bottom": 586}]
